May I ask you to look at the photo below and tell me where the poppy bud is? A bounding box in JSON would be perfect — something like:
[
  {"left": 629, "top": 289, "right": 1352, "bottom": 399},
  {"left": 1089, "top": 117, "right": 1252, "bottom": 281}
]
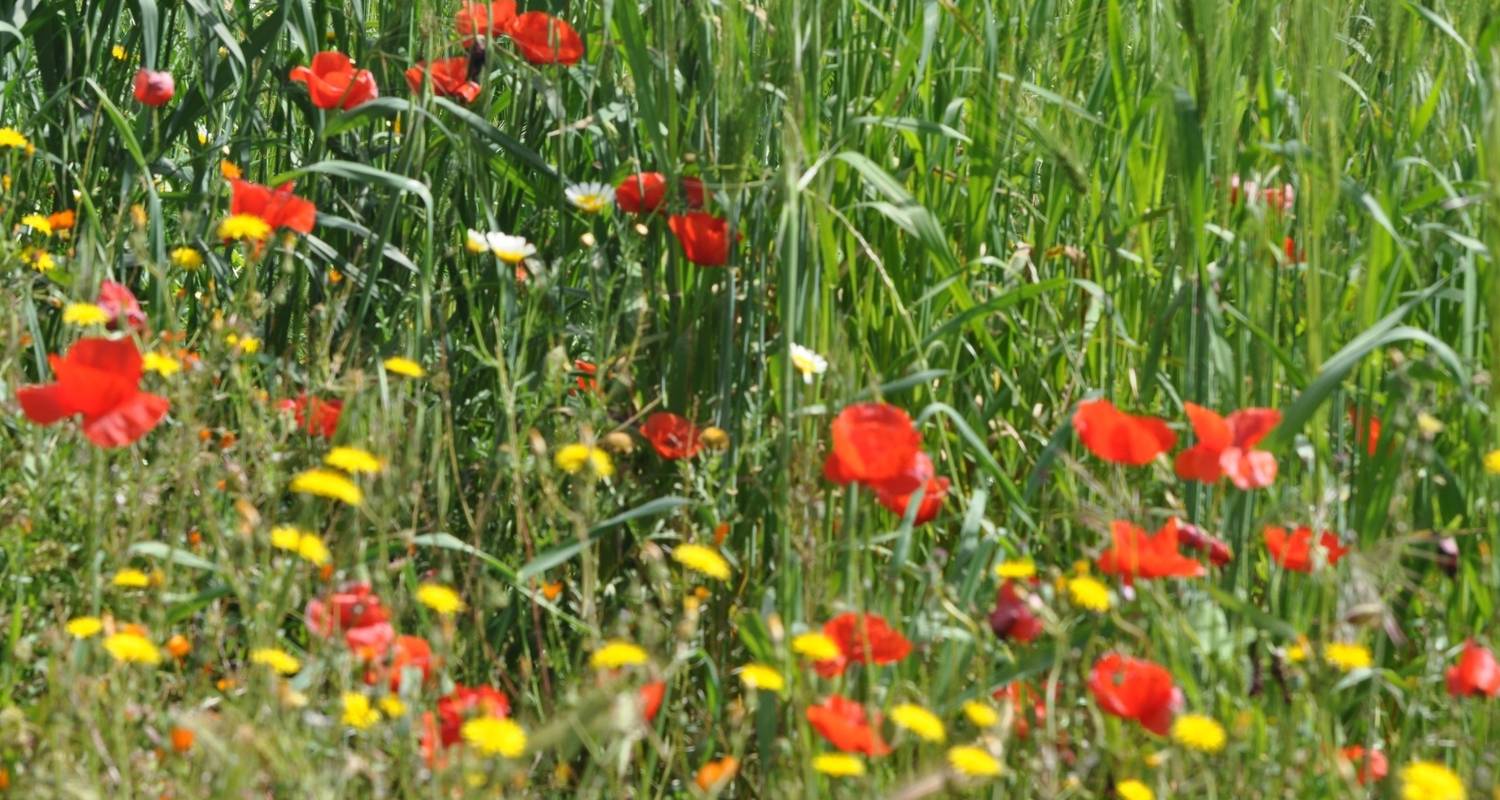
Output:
[
  {"left": 989, "top": 581, "right": 1042, "bottom": 643},
  {"left": 700, "top": 426, "right": 729, "bottom": 450},
  {"left": 166, "top": 634, "right": 192, "bottom": 659},
  {"left": 132, "top": 68, "right": 175, "bottom": 106}
]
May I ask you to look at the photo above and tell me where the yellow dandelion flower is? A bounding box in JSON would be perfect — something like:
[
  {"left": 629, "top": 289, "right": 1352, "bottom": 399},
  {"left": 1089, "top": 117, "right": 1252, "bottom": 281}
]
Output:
[
  {"left": 737, "top": 663, "right": 785, "bottom": 693},
  {"left": 112, "top": 568, "right": 151, "bottom": 588},
  {"left": 554, "top": 443, "right": 614, "bottom": 477},
  {"left": 416, "top": 583, "right": 465, "bottom": 615},
  {"left": 62, "top": 303, "right": 110, "bottom": 326},
  {"left": 1116, "top": 779, "right": 1155, "bottom": 800},
  {"left": 590, "top": 640, "right": 648, "bottom": 669},
  {"left": 324, "top": 446, "right": 385, "bottom": 475},
  {"left": 994, "top": 559, "right": 1036, "bottom": 579},
  {"left": 1485, "top": 449, "right": 1500, "bottom": 475},
  {"left": 111, "top": 44, "right": 126, "bottom": 60},
  {"left": 65, "top": 617, "right": 103, "bottom": 639},
  {"left": 218, "top": 213, "right": 270, "bottom": 241},
  {"left": 382, "top": 356, "right": 425, "bottom": 378},
  {"left": 170, "top": 246, "right": 204, "bottom": 270},
  {"left": 962, "top": 700, "right": 999, "bottom": 728},
  {"left": 0, "top": 127, "right": 29, "bottom": 150},
  {"left": 462, "top": 716, "right": 526, "bottom": 757},
  {"left": 295, "top": 533, "right": 330, "bottom": 566},
  {"left": 1400, "top": 761, "right": 1465, "bottom": 800},
  {"left": 341, "top": 693, "right": 381, "bottom": 730},
  {"left": 142, "top": 352, "right": 181, "bottom": 376},
  {"left": 269, "top": 525, "right": 303, "bottom": 552},
  {"left": 1067, "top": 575, "right": 1111, "bottom": 611},
  {"left": 379, "top": 696, "right": 407, "bottom": 718},
  {"left": 889, "top": 703, "right": 946, "bottom": 743},
  {"left": 1325, "top": 642, "right": 1373, "bottom": 673},
  {"left": 21, "top": 247, "right": 55, "bottom": 272},
  {"left": 290, "top": 469, "right": 363, "bottom": 506},
  {"left": 673, "top": 543, "right": 731, "bottom": 581},
  {"left": 249, "top": 647, "right": 301, "bottom": 675},
  {"left": 103, "top": 631, "right": 161, "bottom": 665},
  {"left": 812, "top": 753, "right": 865, "bottom": 777},
  {"left": 236, "top": 336, "right": 261, "bottom": 353},
  {"left": 947, "top": 745, "right": 1002, "bottom": 777},
  {"left": 792, "top": 632, "right": 842, "bottom": 661},
  {"left": 1285, "top": 636, "right": 1309, "bottom": 664},
  {"left": 1170, "top": 714, "right": 1226, "bottom": 754},
  {"left": 20, "top": 213, "right": 52, "bottom": 236}
]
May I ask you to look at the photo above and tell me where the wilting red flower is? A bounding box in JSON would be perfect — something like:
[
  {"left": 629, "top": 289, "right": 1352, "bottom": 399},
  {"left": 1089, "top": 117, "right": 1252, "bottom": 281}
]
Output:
[
  {"left": 1349, "top": 406, "right": 1381, "bottom": 456},
  {"left": 573, "top": 359, "right": 599, "bottom": 393},
  {"left": 98, "top": 280, "right": 147, "bottom": 331},
  {"left": 823, "top": 403, "right": 923, "bottom": 490},
  {"left": 1264, "top": 525, "right": 1348, "bottom": 572},
  {"left": 365, "top": 634, "right": 434, "bottom": 692},
  {"left": 813, "top": 612, "right": 912, "bottom": 677},
  {"left": 231, "top": 179, "right": 317, "bottom": 234},
  {"left": 872, "top": 451, "right": 948, "bottom": 524},
  {"left": 1446, "top": 640, "right": 1500, "bottom": 698},
  {"left": 1339, "top": 746, "right": 1388, "bottom": 784},
  {"left": 1176, "top": 521, "right": 1233, "bottom": 567},
  {"left": 344, "top": 621, "right": 396, "bottom": 660},
  {"left": 989, "top": 581, "right": 1042, "bottom": 644},
  {"left": 1097, "top": 518, "right": 1206, "bottom": 583},
  {"left": 667, "top": 212, "right": 736, "bottom": 266},
  {"left": 288, "top": 51, "right": 379, "bottom": 110},
  {"left": 640, "top": 412, "right": 702, "bottom": 459},
  {"left": 805, "top": 695, "right": 891, "bottom": 756},
  {"left": 640, "top": 680, "right": 667, "bottom": 722},
  {"left": 276, "top": 393, "right": 343, "bottom": 438},
  {"left": 405, "top": 57, "right": 482, "bottom": 103},
  {"left": 455, "top": 1, "right": 517, "bottom": 38},
  {"left": 508, "top": 11, "right": 583, "bottom": 65},
  {"left": 993, "top": 682, "right": 1049, "bottom": 739},
  {"left": 16, "top": 337, "right": 169, "bottom": 448},
  {"left": 304, "top": 582, "right": 390, "bottom": 638},
  {"left": 1088, "top": 652, "right": 1180, "bottom": 735},
  {"left": 132, "top": 68, "right": 174, "bottom": 106},
  {"left": 1174, "top": 403, "right": 1281, "bottom": 489},
  {"left": 1073, "top": 398, "right": 1176, "bottom": 466}
]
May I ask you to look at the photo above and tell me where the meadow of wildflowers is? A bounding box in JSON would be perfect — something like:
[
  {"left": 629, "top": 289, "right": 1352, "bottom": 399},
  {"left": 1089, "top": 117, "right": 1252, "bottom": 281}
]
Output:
[{"left": 0, "top": 1, "right": 1497, "bottom": 797}]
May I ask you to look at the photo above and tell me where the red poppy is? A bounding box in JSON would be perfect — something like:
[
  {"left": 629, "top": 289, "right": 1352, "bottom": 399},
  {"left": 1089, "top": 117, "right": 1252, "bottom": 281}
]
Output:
[
  {"left": 640, "top": 412, "right": 702, "bottom": 459},
  {"left": 1446, "top": 640, "right": 1500, "bottom": 698},
  {"left": 812, "top": 612, "right": 912, "bottom": 678},
  {"left": 1072, "top": 398, "right": 1176, "bottom": 466},
  {"left": 1283, "top": 236, "right": 1304, "bottom": 264},
  {"left": 276, "top": 393, "right": 343, "bottom": 439},
  {"left": 304, "top": 582, "right": 390, "bottom": 638},
  {"left": 640, "top": 680, "right": 666, "bottom": 722},
  {"left": 822, "top": 403, "right": 923, "bottom": 490},
  {"left": 1176, "top": 521, "right": 1233, "bottom": 567},
  {"left": 343, "top": 621, "right": 396, "bottom": 660},
  {"left": 667, "top": 212, "right": 737, "bottom": 266},
  {"left": 230, "top": 180, "right": 317, "bottom": 234},
  {"left": 455, "top": 1, "right": 517, "bottom": 38},
  {"left": 805, "top": 695, "right": 891, "bottom": 756},
  {"left": 16, "top": 337, "right": 169, "bottom": 448},
  {"left": 616, "top": 173, "right": 667, "bottom": 213},
  {"left": 681, "top": 177, "right": 706, "bottom": 208},
  {"left": 1174, "top": 403, "right": 1281, "bottom": 489},
  {"left": 288, "top": 51, "right": 379, "bottom": 110},
  {"left": 132, "top": 68, "right": 174, "bottom": 106},
  {"left": 1339, "top": 746, "right": 1388, "bottom": 785},
  {"left": 1097, "top": 518, "right": 1206, "bottom": 583},
  {"left": 573, "top": 359, "right": 599, "bottom": 393},
  {"left": 405, "top": 57, "right": 482, "bottom": 103},
  {"left": 1088, "top": 652, "right": 1180, "bottom": 735},
  {"left": 365, "top": 634, "right": 434, "bottom": 692},
  {"left": 989, "top": 581, "right": 1042, "bottom": 644},
  {"left": 98, "top": 280, "right": 147, "bottom": 332},
  {"left": 508, "top": 11, "right": 583, "bottom": 65},
  {"left": 872, "top": 452, "right": 948, "bottom": 524},
  {"left": 993, "top": 682, "right": 1049, "bottom": 739},
  {"left": 1264, "top": 525, "right": 1348, "bottom": 572},
  {"left": 1349, "top": 406, "right": 1381, "bottom": 456},
  {"left": 425, "top": 684, "right": 511, "bottom": 753}
]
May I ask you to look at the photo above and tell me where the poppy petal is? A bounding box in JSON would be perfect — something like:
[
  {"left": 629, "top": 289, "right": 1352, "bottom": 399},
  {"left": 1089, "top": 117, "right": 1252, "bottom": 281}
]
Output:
[
  {"left": 16, "top": 384, "right": 77, "bottom": 424},
  {"left": 81, "top": 391, "right": 168, "bottom": 448},
  {"left": 1226, "top": 408, "right": 1281, "bottom": 449}
]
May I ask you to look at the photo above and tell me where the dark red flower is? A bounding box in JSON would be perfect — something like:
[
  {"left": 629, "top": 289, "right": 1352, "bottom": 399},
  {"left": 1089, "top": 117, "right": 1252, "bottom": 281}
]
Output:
[
  {"left": 667, "top": 212, "right": 736, "bottom": 266},
  {"left": 455, "top": 1, "right": 517, "bottom": 38},
  {"left": 16, "top": 337, "right": 169, "bottom": 448},
  {"left": 132, "top": 68, "right": 174, "bottom": 106},
  {"left": 507, "top": 12, "right": 583, "bottom": 65},
  {"left": 812, "top": 612, "right": 912, "bottom": 678},
  {"left": 405, "top": 57, "right": 482, "bottom": 103},
  {"left": 276, "top": 393, "right": 343, "bottom": 439},
  {"left": 1073, "top": 398, "right": 1176, "bottom": 465},
  {"left": 805, "top": 695, "right": 891, "bottom": 756},
  {"left": 1088, "top": 652, "right": 1180, "bottom": 735},
  {"left": 365, "top": 634, "right": 434, "bottom": 692},
  {"left": 640, "top": 680, "right": 666, "bottom": 722},
  {"left": 822, "top": 403, "right": 923, "bottom": 490},
  {"left": 989, "top": 581, "right": 1042, "bottom": 644},
  {"left": 872, "top": 451, "right": 948, "bottom": 525},
  {"left": 288, "top": 51, "right": 379, "bottom": 110},
  {"left": 304, "top": 582, "right": 390, "bottom": 638},
  {"left": 640, "top": 412, "right": 702, "bottom": 459},
  {"left": 230, "top": 180, "right": 317, "bottom": 234},
  {"left": 1264, "top": 525, "right": 1348, "bottom": 572},
  {"left": 1446, "top": 640, "right": 1500, "bottom": 698},
  {"left": 1340, "top": 746, "right": 1388, "bottom": 784},
  {"left": 1097, "top": 518, "right": 1206, "bottom": 583},
  {"left": 1176, "top": 521, "right": 1233, "bottom": 567},
  {"left": 1174, "top": 403, "right": 1281, "bottom": 489},
  {"left": 98, "top": 280, "right": 147, "bottom": 331}
]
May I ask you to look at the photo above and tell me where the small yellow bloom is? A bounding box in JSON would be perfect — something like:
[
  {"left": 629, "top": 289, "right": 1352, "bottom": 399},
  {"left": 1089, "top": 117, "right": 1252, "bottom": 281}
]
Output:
[
  {"left": 111, "top": 44, "right": 126, "bottom": 60},
  {"left": 270, "top": 526, "right": 331, "bottom": 566},
  {"left": 324, "top": 446, "right": 385, "bottom": 474},
  {"left": 962, "top": 700, "right": 999, "bottom": 728},
  {"left": 62, "top": 303, "right": 110, "bottom": 326},
  {"left": 236, "top": 335, "right": 261, "bottom": 353},
  {"left": 1285, "top": 636, "right": 1309, "bottom": 664},
  {"left": 792, "top": 632, "right": 842, "bottom": 661},
  {"left": 170, "top": 246, "right": 204, "bottom": 270},
  {"left": 673, "top": 543, "right": 731, "bottom": 581},
  {"left": 220, "top": 160, "right": 242, "bottom": 180},
  {"left": 341, "top": 693, "right": 381, "bottom": 729},
  {"left": 1170, "top": 714, "right": 1227, "bottom": 754},
  {"left": 20, "top": 213, "right": 52, "bottom": 236},
  {"left": 994, "top": 559, "right": 1036, "bottom": 579},
  {"left": 1399, "top": 761, "right": 1465, "bottom": 800},
  {"left": 947, "top": 745, "right": 1002, "bottom": 778},
  {"left": 1067, "top": 575, "right": 1111, "bottom": 612},
  {"left": 142, "top": 352, "right": 181, "bottom": 376},
  {"left": 1324, "top": 642, "right": 1373, "bottom": 673},
  {"left": 416, "top": 583, "right": 465, "bottom": 615},
  {"left": 554, "top": 443, "right": 614, "bottom": 478},
  {"left": 462, "top": 716, "right": 526, "bottom": 757},
  {"left": 1485, "top": 449, "right": 1500, "bottom": 475},
  {"left": 812, "top": 753, "right": 865, "bottom": 777},
  {"left": 22, "top": 247, "right": 56, "bottom": 272},
  {"left": 378, "top": 696, "right": 407, "bottom": 719},
  {"left": 0, "top": 127, "right": 30, "bottom": 150},
  {"left": 112, "top": 568, "right": 151, "bottom": 589},
  {"left": 383, "top": 356, "right": 425, "bottom": 378},
  {"left": 249, "top": 647, "right": 301, "bottom": 675},
  {"left": 1116, "top": 779, "right": 1155, "bottom": 800},
  {"left": 218, "top": 213, "right": 270, "bottom": 241},
  {"left": 889, "top": 703, "right": 946, "bottom": 743},
  {"left": 103, "top": 631, "right": 161, "bottom": 665},
  {"left": 590, "top": 640, "right": 648, "bottom": 669},
  {"left": 290, "top": 469, "right": 364, "bottom": 506},
  {"left": 737, "top": 663, "right": 785, "bottom": 693},
  {"left": 66, "top": 617, "right": 103, "bottom": 639}
]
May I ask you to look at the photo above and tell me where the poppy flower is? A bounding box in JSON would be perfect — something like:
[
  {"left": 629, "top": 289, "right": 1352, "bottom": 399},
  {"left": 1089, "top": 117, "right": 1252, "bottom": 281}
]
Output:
[
  {"left": 405, "top": 57, "right": 481, "bottom": 104},
  {"left": 872, "top": 452, "right": 948, "bottom": 524},
  {"left": 805, "top": 695, "right": 892, "bottom": 756},
  {"left": 1263, "top": 525, "right": 1348, "bottom": 572},
  {"left": 640, "top": 412, "right": 703, "bottom": 459},
  {"left": 667, "top": 211, "right": 737, "bottom": 266},
  {"left": 1339, "top": 746, "right": 1388, "bottom": 785},
  {"left": 822, "top": 403, "right": 923, "bottom": 490},
  {"left": 1088, "top": 652, "right": 1180, "bottom": 735},
  {"left": 1176, "top": 521, "right": 1233, "bottom": 567},
  {"left": 993, "top": 682, "right": 1049, "bottom": 739},
  {"left": 343, "top": 621, "right": 396, "bottom": 659},
  {"left": 640, "top": 680, "right": 667, "bottom": 722},
  {"left": 573, "top": 359, "right": 599, "bottom": 393},
  {"left": 812, "top": 612, "right": 912, "bottom": 678},
  {"left": 276, "top": 393, "right": 343, "bottom": 439},
  {"left": 304, "top": 582, "right": 390, "bottom": 638},
  {"left": 288, "top": 51, "right": 379, "bottom": 110},
  {"left": 365, "top": 634, "right": 434, "bottom": 692},
  {"left": 455, "top": 1, "right": 516, "bottom": 39},
  {"left": 230, "top": 179, "right": 317, "bottom": 234},
  {"left": 681, "top": 177, "right": 706, "bottom": 208},
  {"left": 1174, "top": 403, "right": 1281, "bottom": 489},
  {"left": 507, "top": 11, "right": 583, "bottom": 65},
  {"left": 1445, "top": 640, "right": 1500, "bottom": 698},
  {"left": 132, "top": 68, "right": 174, "bottom": 106},
  {"left": 1072, "top": 398, "right": 1176, "bottom": 466},
  {"left": 1097, "top": 518, "right": 1206, "bottom": 583},
  {"left": 16, "top": 337, "right": 169, "bottom": 448},
  {"left": 989, "top": 581, "right": 1042, "bottom": 644},
  {"left": 48, "top": 209, "right": 76, "bottom": 231},
  {"left": 97, "top": 280, "right": 147, "bottom": 332},
  {"left": 1348, "top": 406, "right": 1381, "bottom": 456},
  {"left": 616, "top": 173, "right": 668, "bottom": 213}
]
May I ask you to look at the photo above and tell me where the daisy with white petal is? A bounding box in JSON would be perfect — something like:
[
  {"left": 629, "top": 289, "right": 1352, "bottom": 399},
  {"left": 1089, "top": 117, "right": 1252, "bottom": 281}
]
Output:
[
  {"left": 487, "top": 232, "right": 536, "bottom": 264},
  {"left": 464, "top": 229, "right": 490, "bottom": 254},
  {"left": 565, "top": 182, "right": 616, "bottom": 214},
  {"left": 789, "top": 343, "right": 828, "bottom": 384}
]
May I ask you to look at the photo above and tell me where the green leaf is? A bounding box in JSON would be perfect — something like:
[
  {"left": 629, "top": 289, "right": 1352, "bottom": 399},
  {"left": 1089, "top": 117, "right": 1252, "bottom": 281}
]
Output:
[
  {"left": 127, "top": 541, "right": 219, "bottom": 572},
  {"left": 518, "top": 496, "right": 693, "bottom": 581}
]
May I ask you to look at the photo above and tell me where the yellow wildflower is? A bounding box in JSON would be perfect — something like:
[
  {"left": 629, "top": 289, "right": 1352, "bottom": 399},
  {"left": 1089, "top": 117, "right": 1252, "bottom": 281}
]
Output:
[
  {"left": 21, "top": 247, "right": 55, "bottom": 272},
  {"left": 341, "top": 693, "right": 381, "bottom": 730},
  {"left": 1399, "top": 761, "right": 1465, "bottom": 800},
  {"left": 379, "top": 696, "right": 407, "bottom": 718},
  {"left": 249, "top": 647, "right": 301, "bottom": 675},
  {"left": 947, "top": 745, "right": 1002, "bottom": 777},
  {"left": 66, "top": 617, "right": 103, "bottom": 639},
  {"left": 889, "top": 703, "right": 946, "bottom": 743},
  {"left": 1067, "top": 575, "right": 1111, "bottom": 611},
  {"left": 1325, "top": 642, "right": 1373, "bottom": 673},
  {"left": 1485, "top": 449, "right": 1500, "bottom": 475},
  {"left": 461, "top": 717, "right": 526, "bottom": 757},
  {"left": 962, "top": 700, "right": 999, "bottom": 728},
  {"left": 103, "top": 632, "right": 161, "bottom": 665},
  {"left": 1116, "top": 779, "right": 1155, "bottom": 800},
  {"left": 792, "top": 632, "right": 842, "bottom": 661},
  {"left": 20, "top": 213, "right": 52, "bottom": 236},
  {"left": 590, "top": 640, "right": 648, "bottom": 669},
  {"left": 142, "top": 352, "right": 181, "bottom": 376},
  {"left": 112, "top": 568, "right": 151, "bottom": 589},
  {"left": 111, "top": 44, "right": 126, "bottom": 60},
  {"left": 170, "top": 247, "right": 204, "bottom": 270},
  {"left": 1170, "top": 714, "right": 1227, "bottom": 753},
  {"left": 383, "top": 356, "right": 425, "bottom": 377},
  {"left": 554, "top": 443, "right": 614, "bottom": 477},
  {"left": 994, "top": 559, "right": 1036, "bottom": 579},
  {"left": 811, "top": 753, "right": 865, "bottom": 777},
  {"left": 324, "top": 446, "right": 384, "bottom": 474},
  {"left": 218, "top": 213, "right": 270, "bottom": 241},
  {"left": 62, "top": 303, "right": 110, "bottom": 326},
  {"left": 673, "top": 543, "right": 731, "bottom": 581},
  {"left": 0, "top": 127, "right": 29, "bottom": 150},
  {"left": 737, "top": 663, "right": 785, "bottom": 694},
  {"left": 290, "top": 469, "right": 364, "bottom": 506},
  {"left": 416, "top": 583, "right": 465, "bottom": 615}
]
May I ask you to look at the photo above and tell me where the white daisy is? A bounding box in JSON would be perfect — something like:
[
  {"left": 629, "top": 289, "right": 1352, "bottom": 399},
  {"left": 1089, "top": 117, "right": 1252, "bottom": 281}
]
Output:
[
  {"left": 789, "top": 343, "right": 828, "bottom": 383},
  {"left": 464, "top": 228, "right": 490, "bottom": 254},
  {"left": 565, "top": 182, "right": 616, "bottom": 214},
  {"left": 486, "top": 232, "right": 535, "bottom": 264}
]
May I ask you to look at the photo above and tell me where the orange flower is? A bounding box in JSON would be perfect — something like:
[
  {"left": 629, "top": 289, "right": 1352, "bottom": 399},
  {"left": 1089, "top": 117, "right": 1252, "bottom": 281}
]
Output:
[
  {"left": 169, "top": 726, "right": 194, "bottom": 753},
  {"left": 507, "top": 12, "right": 584, "bottom": 65},
  {"left": 822, "top": 403, "right": 923, "bottom": 489},
  {"left": 47, "top": 209, "right": 76, "bottom": 230},
  {"left": 1263, "top": 525, "right": 1348, "bottom": 572},
  {"left": 1339, "top": 746, "right": 1388, "bottom": 785},
  {"left": 695, "top": 756, "right": 739, "bottom": 791},
  {"left": 1174, "top": 403, "right": 1281, "bottom": 489},
  {"left": 1348, "top": 406, "right": 1381, "bottom": 456},
  {"left": 806, "top": 695, "right": 891, "bottom": 756},
  {"left": 405, "top": 57, "right": 481, "bottom": 104},
  {"left": 639, "top": 680, "right": 666, "bottom": 723},
  {"left": 813, "top": 612, "right": 912, "bottom": 678},
  {"left": 1072, "top": 398, "right": 1176, "bottom": 465},
  {"left": 166, "top": 634, "right": 192, "bottom": 659},
  {"left": 667, "top": 211, "right": 737, "bottom": 266},
  {"left": 289, "top": 51, "right": 379, "bottom": 110},
  {"left": 230, "top": 179, "right": 317, "bottom": 234},
  {"left": 1097, "top": 518, "right": 1206, "bottom": 583}
]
